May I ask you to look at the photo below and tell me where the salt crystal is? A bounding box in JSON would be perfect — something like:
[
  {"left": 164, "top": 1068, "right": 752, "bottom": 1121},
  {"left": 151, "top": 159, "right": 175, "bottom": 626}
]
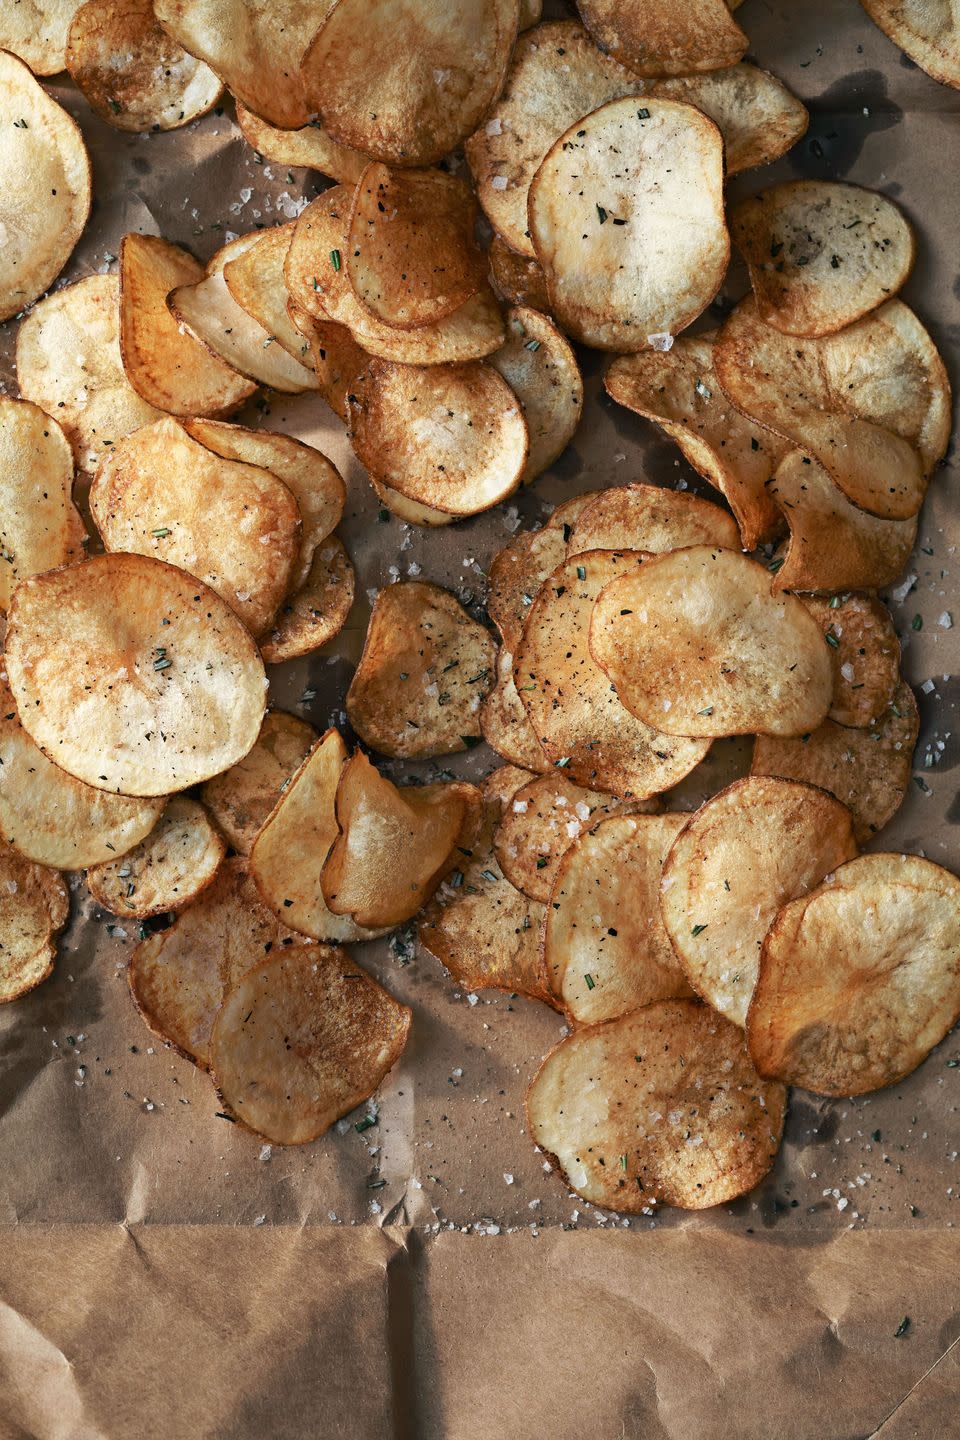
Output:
[
  {"left": 647, "top": 332, "right": 674, "bottom": 351},
  {"left": 490, "top": 175, "right": 509, "bottom": 191}
]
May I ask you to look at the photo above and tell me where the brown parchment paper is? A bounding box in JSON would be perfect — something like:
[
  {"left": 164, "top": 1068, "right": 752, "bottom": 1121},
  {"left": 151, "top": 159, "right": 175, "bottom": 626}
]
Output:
[{"left": 1, "top": 1, "right": 960, "bottom": 1435}]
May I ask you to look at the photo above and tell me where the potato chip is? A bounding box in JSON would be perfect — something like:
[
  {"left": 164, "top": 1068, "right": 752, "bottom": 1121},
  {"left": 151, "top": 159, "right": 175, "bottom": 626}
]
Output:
[
  {"left": 5, "top": 553, "right": 267, "bottom": 796},
  {"left": 567, "top": 483, "right": 739, "bottom": 557},
  {"left": 87, "top": 796, "right": 225, "bottom": 917},
  {"left": 514, "top": 551, "right": 711, "bottom": 796},
  {"left": 0, "top": 51, "right": 91, "bottom": 322},
  {"left": 480, "top": 648, "right": 551, "bottom": 772},
  {"left": 0, "top": 399, "right": 82, "bottom": 612},
  {"left": 221, "top": 226, "right": 321, "bottom": 378},
  {"left": 527, "top": 1000, "right": 785, "bottom": 1211},
  {"left": 301, "top": 0, "right": 518, "bottom": 167},
  {"left": 90, "top": 416, "right": 301, "bottom": 637},
  {"left": 801, "top": 595, "right": 900, "bottom": 728},
  {"left": 0, "top": 842, "right": 69, "bottom": 1004},
  {"left": 660, "top": 776, "right": 858, "bottom": 1027},
  {"left": 201, "top": 711, "right": 316, "bottom": 857},
  {"left": 234, "top": 102, "right": 368, "bottom": 185},
  {"left": 347, "top": 582, "right": 496, "bottom": 758},
  {"left": 347, "top": 359, "right": 528, "bottom": 517},
  {"left": 488, "top": 236, "right": 550, "bottom": 311},
  {"left": 211, "top": 943, "right": 412, "bottom": 1145},
  {"left": 528, "top": 98, "right": 728, "bottom": 351},
  {"left": 590, "top": 547, "right": 832, "bottom": 740},
  {"left": 259, "top": 536, "right": 355, "bottom": 666},
  {"left": 119, "top": 233, "right": 257, "bottom": 418},
  {"left": 646, "top": 63, "right": 808, "bottom": 173},
  {"left": 0, "top": 1, "right": 77, "bottom": 74},
  {"left": 860, "top": 1, "right": 960, "bottom": 91},
  {"left": 368, "top": 478, "right": 457, "bottom": 528},
  {"left": 486, "top": 525, "right": 568, "bottom": 651},
  {"left": 286, "top": 306, "right": 367, "bottom": 423},
  {"left": 488, "top": 306, "right": 583, "bottom": 484},
  {"left": 128, "top": 857, "right": 305, "bottom": 1068},
  {"left": 575, "top": 0, "right": 747, "bottom": 75},
  {"left": 604, "top": 339, "right": 788, "bottom": 550}
]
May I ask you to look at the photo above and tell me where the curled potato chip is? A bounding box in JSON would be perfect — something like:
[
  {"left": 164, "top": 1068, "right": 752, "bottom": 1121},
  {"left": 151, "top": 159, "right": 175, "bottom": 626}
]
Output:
[
  {"left": 660, "top": 776, "right": 858, "bottom": 1027},
  {"left": 87, "top": 796, "right": 225, "bottom": 918},
  {"left": 604, "top": 339, "right": 788, "bottom": 550},
  {"left": 119, "top": 233, "right": 257, "bottom": 418},
  {"left": 235, "top": 102, "right": 367, "bottom": 184},
  {"left": 347, "top": 582, "right": 496, "bottom": 758},
  {"left": 801, "top": 595, "right": 900, "bottom": 728},
  {"left": 480, "top": 648, "right": 550, "bottom": 772},
  {"left": 5, "top": 553, "right": 267, "bottom": 796},
  {"left": 527, "top": 1000, "right": 785, "bottom": 1211},
  {"left": 90, "top": 416, "right": 301, "bottom": 638},
  {"left": 348, "top": 359, "right": 528, "bottom": 517},
  {"left": 567, "top": 483, "right": 739, "bottom": 557},
  {"left": 732, "top": 181, "right": 915, "bottom": 338},
  {"left": 486, "top": 524, "right": 568, "bottom": 651},
  {"left": 514, "top": 552, "right": 711, "bottom": 796},
  {"left": 751, "top": 681, "right": 918, "bottom": 846},
  {"left": 575, "top": 0, "right": 747, "bottom": 75},
  {"left": 201, "top": 711, "right": 317, "bottom": 857},
  {"left": 221, "top": 226, "right": 321, "bottom": 377},
  {"left": 0, "top": 843, "right": 69, "bottom": 1004},
  {"left": 591, "top": 547, "right": 832, "bottom": 740},
  {"left": 287, "top": 307, "right": 367, "bottom": 422},
  {"left": 488, "top": 236, "right": 550, "bottom": 311},
  {"left": 860, "top": 1, "right": 960, "bottom": 91},
  {"left": 259, "top": 536, "right": 355, "bottom": 666},
  {"left": 0, "top": 51, "right": 91, "bottom": 322},
  {"left": 543, "top": 813, "right": 692, "bottom": 1024},
  {"left": 0, "top": 399, "right": 82, "bottom": 612},
  {"left": 0, "top": 1, "right": 77, "bottom": 74},
  {"left": 212, "top": 943, "right": 412, "bottom": 1145},
  {"left": 528, "top": 97, "right": 728, "bottom": 351},
  {"left": 488, "top": 306, "right": 583, "bottom": 484}
]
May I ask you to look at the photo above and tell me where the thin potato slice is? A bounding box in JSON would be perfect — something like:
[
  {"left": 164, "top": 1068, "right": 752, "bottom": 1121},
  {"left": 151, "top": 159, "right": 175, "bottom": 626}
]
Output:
[
  {"left": 567, "top": 483, "right": 739, "bottom": 557},
  {"left": 221, "top": 226, "right": 321, "bottom": 376},
  {"left": 347, "top": 582, "right": 496, "bottom": 758},
  {"left": 527, "top": 1000, "right": 786, "bottom": 1211},
  {"left": 646, "top": 64, "right": 807, "bottom": 173},
  {"left": 259, "top": 536, "right": 355, "bottom": 666},
  {"left": 287, "top": 307, "right": 367, "bottom": 421},
  {"left": 235, "top": 102, "right": 367, "bottom": 184},
  {"left": 732, "top": 181, "right": 914, "bottom": 338},
  {"left": 0, "top": 399, "right": 82, "bottom": 612},
  {"left": 513, "top": 552, "right": 710, "bottom": 796},
  {"left": 480, "top": 648, "right": 551, "bottom": 772},
  {"left": 859, "top": 1, "right": 960, "bottom": 92},
  {"left": 575, "top": 0, "right": 747, "bottom": 75},
  {"left": 119, "top": 233, "right": 257, "bottom": 418},
  {"left": 201, "top": 711, "right": 317, "bottom": 857},
  {"left": 528, "top": 97, "right": 728, "bottom": 351},
  {"left": 5, "top": 553, "right": 267, "bottom": 796},
  {"left": 0, "top": 843, "right": 69, "bottom": 1004},
  {"left": 0, "top": 1, "right": 78, "bottom": 74},
  {"left": 486, "top": 525, "right": 568, "bottom": 651},
  {"left": 488, "top": 306, "right": 583, "bottom": 484},
  {"left": 660, "top": 776, "right": 858, "bottom": 1027},
  {"left": 368, "top": 478, "right": 456, "bottom": 528},
  {"left": 591, "top": 547, "right": 832, "bottom": 740},
  {"left": 802, "top": 595, "right": 900, "bottom": 728},
  {"left": 87, "top": 796, "right": 225, "bottom": 918},
  {"left": 489, "top": 236, "right": 550, "bottom": 311},
  {"left": 211, "top": 943, "right": 412, "bottom": 1145}
]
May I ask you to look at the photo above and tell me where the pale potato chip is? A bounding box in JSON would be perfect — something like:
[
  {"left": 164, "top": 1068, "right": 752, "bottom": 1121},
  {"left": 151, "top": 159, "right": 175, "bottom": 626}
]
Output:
[
  {"left": 286, "top": 306, "right": 367, "bottom": 422},
  {"left": 5, "top": 553, "right": 267, "bottom": 796},
  {"left": 801, "top": 595, "right": 900, "bottom": 728},
  {"left": 480, "top": 648, "right": 551, "bottom": 772},
  {"left": 234, "top": 102, "right": 367, "bottom": 185},
  {"left": 347, "top": 581, "right": 496, "bottom": 757},
  {"left": 575, "top": 0, "right": 747, "bottom": 75},
  {"left": 527, "top": 1000, "right": 785, "bottom": 1211},
  {"left": 604, "top": 338, "right": 789, "bottom": 550},
  {"left": 0, "top": 1, "right": 77, "bottom": 74},
  {"left": 528, "top": 97, "right": 728, "bottom": 351},
  {"left": 488, "top": 306, "right": 583, "bottom": 484},
  {"left": 543, "top": 813, "right": 692, "bottom": 1024},
  {"left": 660, "top": 775, "right": 858, "bottom": 1027},
  {"left": 590, "top": 547, "right": 832, "bottom": 740},
  {"left": 119, "top": 233, "right": 257, "bottom": 417},
  {"left": 211, "top": 943, "right": 412, "bottom": 1145},
  {"left": 0, "top": 51, "right": 91, "bottom": 321},
  {"left": 860, "top": 0, "right": 960, "bottom": 91},
  {"left": 368, "top": 478, "right": 457, "bottom": 528},
  {"left": 87, "top": 796, "right": 225, "bottom": 917},
  {"left": 513, "top": 551, "right": 711, "bottom": 796},
  {"left": 486, "top": 524, "right": 568, "bottom": 651},
  {"left": 0, "top": 842, "right": 69, "bottom": 1003},
  {"left": 347, "top": 359, "right": 528, "bottom": 517},
  {"left": 221, "top": 226, "right": 321, "bottom": 377},
  {"left": 567, "top": 483, "right": 739, "bottom": 557},
  {"left": 751, "top": 681, "right": 918, "bottom": 845},
  {"left": 0, "top": 398, "right": 83, "bottom": 612},
  {"left": 90, "top": 416, "right": 301, "bottom": 637},
  {"left": 201, "top": 711, "right": 317, "bottom": 857},
  {"left": 128, "top": 857, "right": 305, "bottom": 1068},
  {"left": 488, "top": 235, "right": 550, "bottom": 311},
  {"left": 259, "top": 536, "right": 355, "bottom": 666}
]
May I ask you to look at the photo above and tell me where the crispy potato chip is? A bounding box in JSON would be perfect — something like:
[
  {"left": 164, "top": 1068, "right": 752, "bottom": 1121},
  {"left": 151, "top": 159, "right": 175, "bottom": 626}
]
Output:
[
  {"left": 90, "top": 416, "right": 301, "bottom": 637},
  {"left": 0, "top": 51, "right": 91, "bottom": 321},
  {"left": 801, "top": 595, "right": 900, "bottom": 728},
  {"left": 528, "top": 97, "right": 728, "bottom": 351},
  {"left": 0, "top": 399, "right": 83, "bottom": 612},
  {"left": 6, "top": 553, "right": 267, "bottom": 796},
  {"left": 221, "top": 226, "right": 321, "bottom": 378},
  {"left": 646, "top": 63, "right": 807, "bottom": 173},
  {"left": 567, "top": 483, "right": 739, "bottom": 557},
  {"left": 234, "top": 102, "right": 367, "bottom": 184},
  {"left": 347, "top": 582, "right": 496, "bottom": 758},
  {"left": 487, "top": 525, "right": 568, "bottom": 651},
  {"left": 514, "top": 551, "right": 710, "bottom": 796},
  {"left": 527, "top": 1000, "right": 786, "bottom": 1211},
  {"left": 604, "top": 338, "right": 789, "bottom": 550},
  {"left": 259, "top": 536, "right": 354, "bottom": 666},
  {"left": 0, "top": 1, "right": 77, "bottom": 74},
  {"left": 348, "top": 359, "right": 528, "bottom": 517},
  {"left": 119, "top": 233, "right": 257, "bottom": 418},
  {"left": 286, "top": 307, "right": 367, "bottom": 422},
  {"left": 322, "top": 752, "right": 479, "bottom": 927},
  {"left": 732, "top": 181, "right": 914, "bottom": 338},
  {"left": 591, "top": 547, "right": 832, "bottom": 740},
  {"left": 480, "top": 648, "right": 551, "bottom": 772},
  {"left": 0, "top": 842, "right": 69, "bottom": 1003},
  {"left": 201, "top": 711, "right": 317, "bottom": 857},
  {"left": 860, "top": 1, "right": 960, "bottom": 91},
  {"left": 87, "top": 796, "right": 225, "bottom": 917},
  {"left": 367, "top": 478, "right": 457, "bottom": 528},
  {"left": 575, "top": 0, "right": 746, "bottom": 75},
  {"left": 543, "top": 813, "right": 692, "bottom": 1024},
  {"left": 749, "top": 853, "right": 960, "bottom": 1095},
  {"left": 660, "top": 776, "right": 858, "bottom": 1027},
  {"left": 489, "top": 235, "right": 551, "bottom": 311},
  {"left": 751, "top": 680, "right": 918, "bottom": 845},
  {"left": 302, "top": 0, "right": 518, "bottom": 167},
  {"left": 488, "top": 306, "right": 583, "bottom": 484},
  {"left": 211, "top": 943, "right": 411, "bottom": 1144}
]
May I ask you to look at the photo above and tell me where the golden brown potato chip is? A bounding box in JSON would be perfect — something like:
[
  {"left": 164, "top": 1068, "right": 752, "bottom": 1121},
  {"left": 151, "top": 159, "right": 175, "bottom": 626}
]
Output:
[
  {"left": 801, "top": 594, "right": 900, "bottom": 728},
  {"left": 488, "top": 235, "right": 550, "bottom": 311},
  {"left": 486, "top": 524, "right": 568, "bottom": 651},
  {"left": 221, "top": 226, "right": 321, "bottom": 377},
  {"left": 604, "top": 338, "right": 788, "bottom": 550},
  {"left": 514, "top": 551, "right": 710, "bottom": 796},
  {"left": 119, "top": 233, "right": 257, "bottom": 418},
  {"left": 480, "top": 648, "right": 551, "bottom": 772},
  {"left": 0, "top": 399, "right": 83, "bottom": 612},
  {"left": 646, "top": 63, "right": 807, "bottom": 173},
  {"left": 211, "top": 943, "right": 412, "bottom": 1145},
  {"left": 0, "top": 51, "right": 91, "bottom": 321},
  {"left": 660, "top": 776, "right": 858, "bottom": 1027},
  {"left": 567, "top": 483, "right": 739, "bottom": 557},
  {"left": 0, "top": 1, "right": 77, "bottom": 74},
  {"left": 234, "top": 102, "right": 368, "bottom": 184},
  {"left": 87, "top": 796, "right": 225, "bottom": 917},
  {"left": 90, "top": 416, "right": 301, "bottom": 638},
  {"left": 527, "top": 1000, "right": 785, "bottom": 1211},
  {"left": 0, "top": 842, "right": 69, "bottom": 1003},
  {"left": 575, "top": 0, "right": 747, "bottom": 75},
  {"left": 6, "top": 553, "right": 267, "bottom": 796},
  {"left": 201, "top": 711, "right": 317, "bottom": 857},
  {"left": 259, "top": 536, "right": 355, "bottom": 666},
  {"left": 590, "top": 547, "right": 832, "bottom": 740},
  {"left": 488, "top": 306, "right": 583, "bottom": 484},
  {"left": 286, "top": 307, "right": 367, "bottom": 422},
  {"left": 528, "top": 97, "right": 728, "bottom": 351},
  {"left": 302, "top": 0, "right": 518, "bottom": 167},
  {"left": 860, "top": 1, "right": 960, "bottom": 91},
  {"left": 347, "top": 581, "right": 496, "bottom": 758},
  {"left": 732, "top": 181, "right": 915, "bottom": 338}
]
